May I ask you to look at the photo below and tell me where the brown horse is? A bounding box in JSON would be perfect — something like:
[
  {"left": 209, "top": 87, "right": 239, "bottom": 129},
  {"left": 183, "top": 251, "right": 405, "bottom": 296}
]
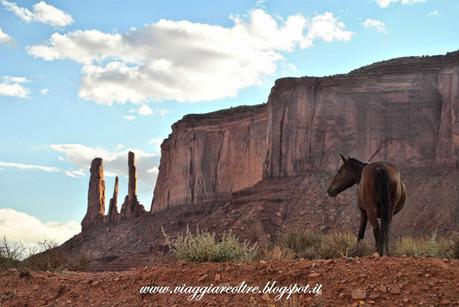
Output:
[{"left": 327, "top": 154, "right": 407, "bottom": 255}]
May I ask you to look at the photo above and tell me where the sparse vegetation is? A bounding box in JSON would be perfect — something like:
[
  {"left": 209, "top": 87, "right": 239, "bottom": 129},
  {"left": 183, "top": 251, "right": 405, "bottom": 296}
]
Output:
[
  {"left": 281, "top": 230, "right": 372, "bottom": 259},
  {"left": 392, "top": 232, "right": 456, "bottom": 258},
  {"left": 0, "top": 237, "right": 24, "bottom": 270},
  {"left": 162, "top": 226, "right": 257, "bottom": 262},
  {"left": 162, "top": 227, "right": 459, "bottom": 263},
  {"left": 0, "top": 236, "right": 89, "bottom": 271}
]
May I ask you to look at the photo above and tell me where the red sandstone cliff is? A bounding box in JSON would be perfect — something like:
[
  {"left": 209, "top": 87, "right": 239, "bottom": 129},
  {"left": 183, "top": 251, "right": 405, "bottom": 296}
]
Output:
[
  {"left": 152, "top": 104, "right": 268, "bottom": 210},
  {"left": 152, "top": 51, "right": 459, "bottom": 208},
  {"left": 70, "top": 51, "right": 459, "bottom": 267}
]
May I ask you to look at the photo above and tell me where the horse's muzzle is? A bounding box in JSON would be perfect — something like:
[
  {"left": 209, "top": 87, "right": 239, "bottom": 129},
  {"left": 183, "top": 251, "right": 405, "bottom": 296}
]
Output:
[{"left": 327, "top": 189, "right": 337, "bottom": 197}]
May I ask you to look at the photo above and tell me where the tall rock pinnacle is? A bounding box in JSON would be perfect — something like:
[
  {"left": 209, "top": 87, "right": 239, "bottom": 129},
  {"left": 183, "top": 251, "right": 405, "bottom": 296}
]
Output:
[
  {"left": 81, "top": 158, "right": 105, "bottom": 231},
  {"left": 128, "top": 151, "right": 137, "bottom": 204},
  {"left": 108, "top": 176, "right": 119, "bottom": 223},
  {"left": 121, "top": 151, "right": 146, "bottom": 218}
]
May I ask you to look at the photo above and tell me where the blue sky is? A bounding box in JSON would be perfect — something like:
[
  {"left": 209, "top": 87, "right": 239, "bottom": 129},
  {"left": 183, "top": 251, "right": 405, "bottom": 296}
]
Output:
[{"left": 0, "top": 0, "right": 458, "bottom": 244}]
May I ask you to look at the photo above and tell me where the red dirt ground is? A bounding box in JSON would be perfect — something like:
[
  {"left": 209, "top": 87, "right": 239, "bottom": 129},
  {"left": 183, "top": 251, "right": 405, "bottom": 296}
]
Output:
[{"left": 1, "top": 256, "right": 458, "bottom": 306}]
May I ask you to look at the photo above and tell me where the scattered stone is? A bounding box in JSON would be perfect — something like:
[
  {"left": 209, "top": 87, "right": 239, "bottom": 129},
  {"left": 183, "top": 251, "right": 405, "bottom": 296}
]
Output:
[
  {"left": 308, "top": 272, "right": 321, "bottom": 278},
  {"left": 439, "top": 299, "right": 450, "bottom": 305},
  {"left": 215, "top": 273, "right": 221, "bottom": 282},
  {"left": 351, "top": 288, "right": 366, "bottom": 300},
  {"left": 390, "top": 286, "right": 401, "bottom": 294},
  {"left": 19, "top": 271, "right": 31, "bottom": 279}
]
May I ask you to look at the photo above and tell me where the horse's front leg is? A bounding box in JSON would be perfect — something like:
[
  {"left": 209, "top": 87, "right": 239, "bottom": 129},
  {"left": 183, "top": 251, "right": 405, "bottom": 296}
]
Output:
[{"left": 358, "top": 209, "right": 367, "bottom": 242}]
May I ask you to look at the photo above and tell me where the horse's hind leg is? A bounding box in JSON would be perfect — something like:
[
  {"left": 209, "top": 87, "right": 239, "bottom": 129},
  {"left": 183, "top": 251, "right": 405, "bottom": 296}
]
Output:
[
  {"left": 367, "top": 212, "right": 381, "bottom": 254},
  {"left": 358, "top": 209, "right": 367, "bottom": 242}
]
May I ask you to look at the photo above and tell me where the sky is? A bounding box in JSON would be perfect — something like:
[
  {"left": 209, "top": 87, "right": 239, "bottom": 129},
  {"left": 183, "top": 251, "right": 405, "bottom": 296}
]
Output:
[{"left": 0, "top": 0, "right": 458, "bottom": 245}]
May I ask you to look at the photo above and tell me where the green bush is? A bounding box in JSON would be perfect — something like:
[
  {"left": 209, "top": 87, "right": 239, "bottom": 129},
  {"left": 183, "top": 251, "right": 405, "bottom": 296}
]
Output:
[{"left": 162, "top": 226, "right": 257, "bottom": 262}]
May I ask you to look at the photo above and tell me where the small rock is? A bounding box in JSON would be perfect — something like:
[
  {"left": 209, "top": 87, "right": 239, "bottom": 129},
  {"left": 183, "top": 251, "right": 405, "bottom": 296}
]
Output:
[
  {"left": 378, "top": 285, "right": 387, "bottom": 293},
  {"left": 259, "top": 260, "right": 266, "bottom": 265},
  {"left": 214, "top": 273, "right": 221, "bottom": 282},
  {"left": 7, "top": 268, "right": 18, "bottom": 273},
  {"left": 19, "top": 271, "right": 32, "bottom": 279},
  {"left": 390, "top": 286, "right": 401, "bottom": 294},
  {"left": 308, "top": 272, "right": 320, "bottom": 278},
  {"left": 275, "top": 212, "right": 282, "bottom": 217},
  {"left": 439, "top": 299, "right": 450, "bottom": 305},
  {"left": 351, "top": 288, "right": 366, "bottom": 300},
  {"left": 91, "top": 280, "right": 101, "bottom": 286},
  {"left": 262, "top": 293, "right": 270, "bottom": 301}
]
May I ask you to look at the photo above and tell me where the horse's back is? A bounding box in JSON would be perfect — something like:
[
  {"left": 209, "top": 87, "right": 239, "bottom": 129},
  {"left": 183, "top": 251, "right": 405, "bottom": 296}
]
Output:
[
  {"left": 363, "top": 161, "right": 401, "bottom": 182},
  {"left": 359, "top": 161, "right": 405, "bottom": 211}
]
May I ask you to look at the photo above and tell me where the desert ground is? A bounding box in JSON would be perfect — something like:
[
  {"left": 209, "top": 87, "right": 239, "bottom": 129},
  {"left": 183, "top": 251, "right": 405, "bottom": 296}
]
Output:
[{"left": 1, "top": 256, "right": 458, "bottom": 306}]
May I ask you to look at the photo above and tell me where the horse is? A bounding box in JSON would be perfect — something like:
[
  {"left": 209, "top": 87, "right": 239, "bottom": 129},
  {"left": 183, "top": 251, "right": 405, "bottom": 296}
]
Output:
[{"left": 326, "top": 154, "right": 407, "bottom": 255}]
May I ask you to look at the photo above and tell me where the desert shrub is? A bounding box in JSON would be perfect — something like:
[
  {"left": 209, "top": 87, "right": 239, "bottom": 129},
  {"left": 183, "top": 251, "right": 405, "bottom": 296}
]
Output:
[
  {"left": 321, "top": 233, "right": 372, "bottom": 258},
  {"left": 452, "top": 232, "right": 459, "bottom": 259},
  {"left": 0, "top": 237, "right": 25, "bottom": 270},
  {"left": 1, "top": 237, "right": 89, "bottom": 272},
  {"left": 281, "top": 230, "right": 371, "bottom": 259},
  {"left": 260, "top": 245, "right": 295, "bottom": 261},
  {"left": 162, "top": 226, "right": 257, "bottom": 262},
  {"left": 284, "top": 229, "right": 323, "bottom": 259},
  {"left": 23, "top": 239, "right": 90, "bottom": 271},
  {"left": 393, "top": 232, "right": 454, "bottom": 258}
]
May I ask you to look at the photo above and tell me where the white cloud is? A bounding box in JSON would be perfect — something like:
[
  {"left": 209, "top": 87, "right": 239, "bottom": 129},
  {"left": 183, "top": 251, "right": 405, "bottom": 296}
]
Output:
[
  {"left": 49, "top": 144, "right": 160, "bottom": 187},
  {"left": 129, "top": 105, "right": 169, "bottom": 116},
  {"left": 123, "top": 114, "right": 136, "bottom": 121},
  {"left": 0, "top": 76, "right": 30, "bottom": 99},
  {"left": 363, "top": 18, "right": 387, "bottom": 33},
  {"left": 1, "top": 0, "right": 73, "bottom": 27},
  {"left": 0, "top": 28, "right": 13, "bottom": 46},
  {"left": 0, "top": 159, "right": 87, "bottom": 178},
  {"left": 376, "top": 0, "right": 426, "bottom": 8},
  {"left": 149, "top": 138, "right": 163, "bottom": 152},
  {"left": 28, "top": 9, "right": 352, "bottom": 105},
  {"left": 0, "top": 161, "right": 59, "bottom": 172},
  {"left": 0, "top": 208, "right": 80, "bottom": 245},
  {"left": 428, "top": 10, "right": 438, "bottom": 17},
  {"left": 40, "top": 88, "right": 49, "bottom": 95}
]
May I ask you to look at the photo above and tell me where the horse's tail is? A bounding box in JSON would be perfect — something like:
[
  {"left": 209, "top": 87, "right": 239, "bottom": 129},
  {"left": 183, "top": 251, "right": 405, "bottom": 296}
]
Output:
[{"left": 376, "top": 168, "right": 391, "bottom": 255}]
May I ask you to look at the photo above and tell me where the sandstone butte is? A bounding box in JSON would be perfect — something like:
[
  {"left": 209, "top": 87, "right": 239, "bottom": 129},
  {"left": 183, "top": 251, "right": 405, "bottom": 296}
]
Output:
[{"left": 75, "top": 51, "right": 459, "bottom": 265}]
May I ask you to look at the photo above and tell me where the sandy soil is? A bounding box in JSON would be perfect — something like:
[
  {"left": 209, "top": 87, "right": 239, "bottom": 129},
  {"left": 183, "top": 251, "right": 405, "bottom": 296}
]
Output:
[{"left": 1, "top": 256, "right": 458, "bottom": 306}]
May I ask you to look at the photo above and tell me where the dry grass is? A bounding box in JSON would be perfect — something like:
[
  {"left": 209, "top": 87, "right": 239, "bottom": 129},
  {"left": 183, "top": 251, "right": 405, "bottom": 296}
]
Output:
[
  {"left": 393, "top": 232, "right": 456, "bottom": 258},
  {"left": 280, "top": 230, "right": 372, "bottom": 259}
]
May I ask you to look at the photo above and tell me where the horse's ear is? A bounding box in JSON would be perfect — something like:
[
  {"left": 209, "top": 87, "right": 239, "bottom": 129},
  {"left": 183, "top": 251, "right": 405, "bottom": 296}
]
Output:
[{"left": 340, "top": 153, "right": 349, "bottom": 164}]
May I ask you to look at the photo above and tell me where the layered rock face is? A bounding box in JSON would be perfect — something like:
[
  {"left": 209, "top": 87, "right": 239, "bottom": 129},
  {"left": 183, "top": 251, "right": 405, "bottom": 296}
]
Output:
[
  {"left": 264, "top": 52, "right": 459, "bottom": 176},
  {"left": 152, "top": 51, "right": 459, "bottom": 209},
  {"left": 81, "top": 158, "right": 105, "bottom": 231},
  {"left": 152, "top": 105, "right": 268, "bottom": 210}
]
